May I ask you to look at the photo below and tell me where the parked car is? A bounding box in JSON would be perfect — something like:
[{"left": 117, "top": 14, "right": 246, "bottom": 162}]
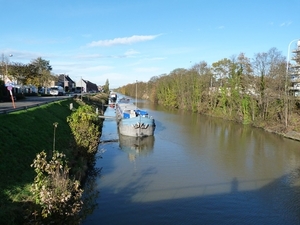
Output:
[
  {"left": 49, "top": 86, "right": 65, "bottom": 96},
  {"left": 39, "top": 87, "right": 50, "bottom": 94}
]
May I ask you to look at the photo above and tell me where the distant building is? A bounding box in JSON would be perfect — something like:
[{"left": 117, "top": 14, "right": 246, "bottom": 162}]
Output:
[
  {"left": 98, "top": 85, "right": 103, "bottom": 92},
  {"left": 289, "top": 40, "right": 300, "bottom": 97},
  {"left": 75, "top": 78, "right": 98, "bottom": 93},
  {"left": 57, "top": 74, "right": 76, "bottom": 93}
]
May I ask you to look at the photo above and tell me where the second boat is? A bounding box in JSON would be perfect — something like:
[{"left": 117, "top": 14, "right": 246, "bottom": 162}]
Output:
[{"left": 115, "top": 98, "right": 156, "bottom": 137}]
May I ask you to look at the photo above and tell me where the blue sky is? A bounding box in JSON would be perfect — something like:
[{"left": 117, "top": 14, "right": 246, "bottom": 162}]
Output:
[{"left": 0, "top": 0, "right": 299, "bottom": 88}]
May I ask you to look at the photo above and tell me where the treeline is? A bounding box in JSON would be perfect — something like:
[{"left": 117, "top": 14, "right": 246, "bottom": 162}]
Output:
[
  {"left": 1, "top": 55, "right": 56, "bottom": 87},
  {"left": 116, "top": 48, "right": 300, "bottom": 133}
]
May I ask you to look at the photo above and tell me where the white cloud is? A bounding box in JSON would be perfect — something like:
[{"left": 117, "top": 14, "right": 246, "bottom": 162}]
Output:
[
  {"left": 124, "top": 49, "right": 140, "bottom": 57},
  {"left": 134, "top": 67, "right": 160, "bottom": 73},
  {"left": 73, "top": 53, "right": 104, "bottom": 59},
  {"left": 87, "top": 35, "right": 159, "bottom": 47},
  {"left": 96, "top": 72, "right": 129, "bottom": 87},
  {"left": 217, "top": 26, "right": 225, "bottom": 29},
  {"left": 82, "top": 65, "right": 113, "bottom": 72},
  {"left": 147, "top": 57, "right": 165, "bottom": 61},
  {"left": 3, "top": 49, "right": 56, "bottom": 63},
  {"left": 280, "top": 21, "right": 292, "bottom": 27},
  {"left": 82, "top": 34, "right": 92, "bottom": 38}
]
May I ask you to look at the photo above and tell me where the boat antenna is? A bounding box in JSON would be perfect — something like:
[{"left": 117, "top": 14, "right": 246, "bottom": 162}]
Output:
[{"left": 136, "top": 80, "right": 137, "bottom": 109}]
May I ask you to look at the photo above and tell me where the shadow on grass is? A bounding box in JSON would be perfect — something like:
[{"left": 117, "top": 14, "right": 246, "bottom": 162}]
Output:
[{"left": 0, "top": 99, "right": 83, "bottom": 224}]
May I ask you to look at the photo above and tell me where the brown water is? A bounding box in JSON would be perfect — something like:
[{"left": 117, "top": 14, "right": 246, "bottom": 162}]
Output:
[{"left": 82, "top": 97, "right": 300, "bottom": 225}]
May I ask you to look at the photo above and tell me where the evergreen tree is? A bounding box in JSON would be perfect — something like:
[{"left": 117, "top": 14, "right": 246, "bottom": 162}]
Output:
[{"left": 103, "top": 79, "right": 110, "bottom": 93}]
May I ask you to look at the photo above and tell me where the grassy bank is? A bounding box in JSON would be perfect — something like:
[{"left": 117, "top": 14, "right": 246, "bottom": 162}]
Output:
[{"left": 0, "top": 95, "right": 107, "bottom": 224}]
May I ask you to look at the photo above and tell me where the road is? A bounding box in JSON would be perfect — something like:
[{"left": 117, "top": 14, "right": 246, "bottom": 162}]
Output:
[{"left": 0, "top": 95, "right": 72, "bottom": 114}]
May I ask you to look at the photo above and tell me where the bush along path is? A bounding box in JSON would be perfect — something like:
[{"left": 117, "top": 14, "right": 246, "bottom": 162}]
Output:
[{"left": 0, "top": 93, "right": 109, "bottom": 224}]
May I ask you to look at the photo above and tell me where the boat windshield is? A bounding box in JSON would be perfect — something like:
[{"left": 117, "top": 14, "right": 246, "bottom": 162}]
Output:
[{"left": 135, "top": 109, "right": 148, "bottom": 116}]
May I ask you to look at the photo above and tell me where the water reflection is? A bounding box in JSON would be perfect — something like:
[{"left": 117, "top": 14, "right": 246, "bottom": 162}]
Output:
[
  {"left": 81, "top": 167, "right": 101, "bottom": 222},
  {"left": 83, "top": 96, "right": 300, "bottom": 225},
  {"left": 231, "top": 177, "right": 238, "bottom": 193},
  {"left": 118, "top": 134, "right": 155, "bottom": 161}
]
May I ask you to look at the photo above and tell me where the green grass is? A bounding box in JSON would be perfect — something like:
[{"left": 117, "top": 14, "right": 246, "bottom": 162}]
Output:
[{"left": 0, "top": 99, "right": 81, "bottom": 224}]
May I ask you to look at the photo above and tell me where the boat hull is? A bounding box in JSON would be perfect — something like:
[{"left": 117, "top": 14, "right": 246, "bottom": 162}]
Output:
[{"left": 118, "top": 116, "right": 155, "bottom": 137}]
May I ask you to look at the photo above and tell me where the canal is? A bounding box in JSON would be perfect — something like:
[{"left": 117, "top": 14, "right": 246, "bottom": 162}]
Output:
[{"left": 82, "top": 95, "right": 300, "bottom": 225}]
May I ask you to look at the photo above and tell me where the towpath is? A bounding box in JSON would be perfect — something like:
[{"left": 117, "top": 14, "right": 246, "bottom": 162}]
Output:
[{"left": 0, "top": 96, "right": 71, "bottom": 114}]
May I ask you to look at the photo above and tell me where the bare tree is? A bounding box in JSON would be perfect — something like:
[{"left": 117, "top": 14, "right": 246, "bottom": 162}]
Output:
[{"left": 252, "top": 48, "right": 286, "bottom": 125}]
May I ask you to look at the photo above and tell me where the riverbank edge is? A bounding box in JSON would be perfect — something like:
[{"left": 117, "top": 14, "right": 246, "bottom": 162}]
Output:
[
  {"left": 210, "top": 113, "right": 300, "bottom": 142},
  {"left": 264, "top": 128, "right": 300, "bottom": 142},
  {"left": 0, "top": 94, "right": 109, "bottom": 224},
  {"left": 139, "top": 92, "right": 300, "bottom": 143},
  {"left": 207, "top": 113, "right": 300, "bottom": 142}
]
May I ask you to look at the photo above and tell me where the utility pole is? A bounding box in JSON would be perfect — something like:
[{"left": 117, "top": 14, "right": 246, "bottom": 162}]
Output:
[
  {"left": 136, "top": 80, "right": 138, "bottom": 109},
  {"left": 4, "top": 54, "right": 13, "bottom": 83},
  {"left": 81, "top": 76, "right": 83, "bottom": 100}
]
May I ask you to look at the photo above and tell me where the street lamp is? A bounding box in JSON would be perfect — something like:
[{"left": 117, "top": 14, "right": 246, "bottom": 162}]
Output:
[
  {"left": 286, "top": 39, "right": 299, "bottom": 74},
  {"left": 286, "top": 39, "right": 299, "bottom": 94},
  {"left": 3, "top": 54, "right": 13, "bottom": 82}
]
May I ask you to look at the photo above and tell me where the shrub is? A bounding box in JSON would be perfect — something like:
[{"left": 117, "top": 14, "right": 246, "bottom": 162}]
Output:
[
  {"left": 28, "top": 150, "right": 83, "bottom": 225},
  {"left": 67, "top": 105, "right": 100, "bottom": 166}
]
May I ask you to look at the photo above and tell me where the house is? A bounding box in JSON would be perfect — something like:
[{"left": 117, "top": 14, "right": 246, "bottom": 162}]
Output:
[
  {"left": 57, "top": 74, "right": 76, "bottom": 93},
  {"left": 75, "top": 78, "right": 98, "bottom": 93},
  {"left": 289, "top": 40, "right": 300, "bottom": 97}
]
